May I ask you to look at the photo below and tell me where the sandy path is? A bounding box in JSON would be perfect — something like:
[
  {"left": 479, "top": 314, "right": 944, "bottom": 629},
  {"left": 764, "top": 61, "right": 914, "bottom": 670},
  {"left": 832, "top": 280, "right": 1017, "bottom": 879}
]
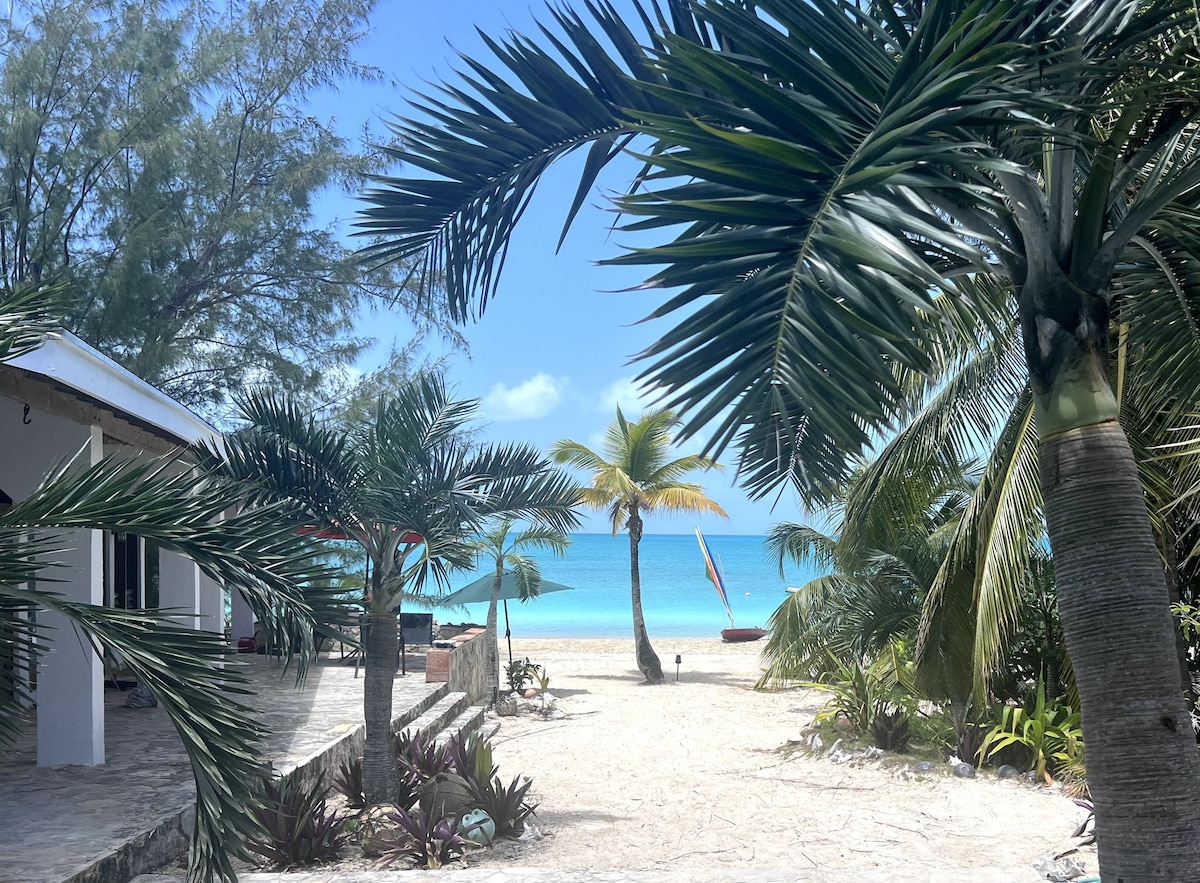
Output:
[{"left": 472, "top": 638, "right": 1096, "bottom": 881}]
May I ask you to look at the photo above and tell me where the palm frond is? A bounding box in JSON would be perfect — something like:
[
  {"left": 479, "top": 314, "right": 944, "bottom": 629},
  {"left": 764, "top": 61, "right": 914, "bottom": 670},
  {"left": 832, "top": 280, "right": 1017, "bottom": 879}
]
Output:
[
  {"left": 0, "top": 284, "right": 62, "bottom": 362},
  {"left": 0, "top": 584, "right": 268, "bottom": 882}
]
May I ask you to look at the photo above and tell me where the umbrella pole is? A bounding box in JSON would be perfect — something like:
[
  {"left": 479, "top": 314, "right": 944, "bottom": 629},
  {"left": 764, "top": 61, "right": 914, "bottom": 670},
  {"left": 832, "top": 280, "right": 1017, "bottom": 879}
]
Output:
[{"left": 504, "top": 598, "right": 513, "bottom": 665}]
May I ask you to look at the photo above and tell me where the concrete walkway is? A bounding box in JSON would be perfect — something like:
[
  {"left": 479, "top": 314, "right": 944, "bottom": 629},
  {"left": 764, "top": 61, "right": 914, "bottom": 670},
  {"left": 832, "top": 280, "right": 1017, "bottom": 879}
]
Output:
[
  {"left": 0, "top": 653, "right": 442, "bottom": 883},
  {"left": 134, "top": 866, "right": 1034, "bottom": 882}
]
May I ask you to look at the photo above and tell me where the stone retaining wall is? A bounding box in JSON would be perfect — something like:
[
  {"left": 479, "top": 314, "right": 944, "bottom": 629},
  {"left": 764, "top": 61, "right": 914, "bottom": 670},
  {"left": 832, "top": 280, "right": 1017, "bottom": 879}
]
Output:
[{"left": 425, "top": 627, "right": 490, "bottom": 703}]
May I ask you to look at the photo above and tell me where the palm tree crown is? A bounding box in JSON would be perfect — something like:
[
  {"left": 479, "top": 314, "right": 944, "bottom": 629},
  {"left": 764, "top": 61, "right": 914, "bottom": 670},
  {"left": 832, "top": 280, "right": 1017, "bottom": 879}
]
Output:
[{"left": 552, "top": 408, "right": 727, "bottom": 534}]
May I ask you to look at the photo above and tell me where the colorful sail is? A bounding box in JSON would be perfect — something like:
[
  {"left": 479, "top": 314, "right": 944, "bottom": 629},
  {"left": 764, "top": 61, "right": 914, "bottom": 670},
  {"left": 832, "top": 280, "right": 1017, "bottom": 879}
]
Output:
[{"left": 696, "top": 528, "right": 736, "bottom": 628}]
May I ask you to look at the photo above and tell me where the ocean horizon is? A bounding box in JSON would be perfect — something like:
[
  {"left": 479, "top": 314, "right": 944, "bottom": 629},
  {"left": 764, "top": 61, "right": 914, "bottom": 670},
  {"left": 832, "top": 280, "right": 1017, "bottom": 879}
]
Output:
[{"left": 431, "top": 532, "right": 820, "bottom": 640}]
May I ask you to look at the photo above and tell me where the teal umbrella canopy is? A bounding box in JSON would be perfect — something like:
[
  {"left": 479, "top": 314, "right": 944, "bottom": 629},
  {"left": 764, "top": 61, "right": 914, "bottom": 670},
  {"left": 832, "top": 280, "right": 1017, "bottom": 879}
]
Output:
[
  {"left": 441, "top": 570, "right": 574, "bottom": 606},
  {"left": 440, "top": 570, "right": 574, "bottom": 663}
]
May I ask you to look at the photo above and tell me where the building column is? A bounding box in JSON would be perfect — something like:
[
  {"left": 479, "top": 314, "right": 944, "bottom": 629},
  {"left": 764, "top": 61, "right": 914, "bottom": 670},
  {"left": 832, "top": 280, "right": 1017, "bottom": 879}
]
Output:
[
  {"left": 37, "top": 426, "right": 104, "bottom": 766},
  {"left": 229, "top": 588, "right": 255, "bottom": 647},
  {"left": 159, "top": 549, "right": 200, "bottom": 630},
  {"left": 198, "top": 572, "right": 224, "bottom": 637}
]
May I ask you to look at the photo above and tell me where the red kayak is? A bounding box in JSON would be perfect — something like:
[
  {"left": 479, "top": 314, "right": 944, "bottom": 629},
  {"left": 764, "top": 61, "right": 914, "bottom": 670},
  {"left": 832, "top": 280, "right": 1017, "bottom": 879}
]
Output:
[{"left": 721, "top": 627, "right": 768, "bottom": 642}]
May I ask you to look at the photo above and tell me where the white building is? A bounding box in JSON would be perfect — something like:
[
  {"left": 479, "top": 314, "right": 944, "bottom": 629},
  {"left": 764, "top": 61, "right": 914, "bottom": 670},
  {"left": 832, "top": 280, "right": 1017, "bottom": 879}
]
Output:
[{"left": 0, "top": 331, "right": 254, "bottom": 766}]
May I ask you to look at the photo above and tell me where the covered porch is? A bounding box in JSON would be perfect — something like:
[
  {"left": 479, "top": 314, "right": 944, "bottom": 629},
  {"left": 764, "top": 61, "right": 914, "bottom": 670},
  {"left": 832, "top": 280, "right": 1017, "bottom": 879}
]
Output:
[{"left": 0, "top": 651, "right": 448, "bottom": 883}]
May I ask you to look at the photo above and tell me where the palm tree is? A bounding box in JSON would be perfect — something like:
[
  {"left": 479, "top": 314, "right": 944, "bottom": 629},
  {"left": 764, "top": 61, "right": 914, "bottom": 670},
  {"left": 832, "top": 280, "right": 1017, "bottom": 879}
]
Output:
[
  {"left": 760, "top": 469, "right": 978, "bottom": 700},
  {"left": 462, "top": 516, "right": 572, "bottom": 702},
  {"left": 204, "top": 372, "right": 580, "bottom": 805},
  {"left": 551, "top": 408, "right": 726, "bottom": 682},
  {"left": 356, "top": 2, "right": 1200, "bottom": 872}
]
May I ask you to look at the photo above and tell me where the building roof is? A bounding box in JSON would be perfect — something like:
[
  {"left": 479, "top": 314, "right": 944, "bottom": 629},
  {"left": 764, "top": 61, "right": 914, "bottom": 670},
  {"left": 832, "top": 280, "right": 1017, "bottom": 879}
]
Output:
[{"left": 6, "top": 331, "right": 217, "bottom": 447}]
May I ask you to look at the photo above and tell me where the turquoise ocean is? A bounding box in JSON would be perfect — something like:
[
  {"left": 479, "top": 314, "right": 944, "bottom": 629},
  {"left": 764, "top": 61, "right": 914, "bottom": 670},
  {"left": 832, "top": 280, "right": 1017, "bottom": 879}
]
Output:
[{"left": 437, "top": 533, "right": 820, "bottom": 639}]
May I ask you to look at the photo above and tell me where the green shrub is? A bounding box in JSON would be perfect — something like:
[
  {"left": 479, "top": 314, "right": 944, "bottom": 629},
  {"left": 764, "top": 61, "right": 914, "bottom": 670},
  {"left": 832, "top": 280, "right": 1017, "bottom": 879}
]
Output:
[
  {"left": 803, "top": 654, "right": 908, "bottom": 735},
  {"left": 504, "top": 657, "right": 541, "bottom": 695},
  {"left": 979, "top": 681, "right": 1083, "bottom": 783}
]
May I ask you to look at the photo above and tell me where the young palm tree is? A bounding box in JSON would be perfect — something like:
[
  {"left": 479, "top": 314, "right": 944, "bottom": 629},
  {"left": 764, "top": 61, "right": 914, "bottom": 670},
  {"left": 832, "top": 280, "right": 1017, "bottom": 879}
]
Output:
[
  {"left": 551, "top": 408, "right": 726, "bottom": 682},
  {"left": 204, "top": 372, "right": 580, "bottom": 805},
  {"left": 462, "top": 516, "right": 572, "bottom": 702},
  {"left": 357, "top": 2, "right": 1200, "bottom": 871}
]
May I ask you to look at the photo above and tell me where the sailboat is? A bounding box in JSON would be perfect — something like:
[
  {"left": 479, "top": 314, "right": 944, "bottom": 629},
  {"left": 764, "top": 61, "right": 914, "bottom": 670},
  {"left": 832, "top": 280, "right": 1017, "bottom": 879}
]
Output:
[{"left": 695, "top": 528, "right": 768, "bottom": 642}]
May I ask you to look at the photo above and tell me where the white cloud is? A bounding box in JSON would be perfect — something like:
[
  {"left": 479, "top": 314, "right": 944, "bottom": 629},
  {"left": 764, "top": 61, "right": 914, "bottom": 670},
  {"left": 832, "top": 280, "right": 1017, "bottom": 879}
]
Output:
[
  {"left": 481, "top": 373, "right": 567, "bottom": 421},
  {"left": 596, "top": 376, "right": 659, "bottom": 415}
]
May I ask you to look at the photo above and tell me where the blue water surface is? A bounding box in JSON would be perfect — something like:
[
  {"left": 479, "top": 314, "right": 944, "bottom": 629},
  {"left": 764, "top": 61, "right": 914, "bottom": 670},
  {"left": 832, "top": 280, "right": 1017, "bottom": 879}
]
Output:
[{"left": 435, "top": 533, "right": 820, "bottom": 639}]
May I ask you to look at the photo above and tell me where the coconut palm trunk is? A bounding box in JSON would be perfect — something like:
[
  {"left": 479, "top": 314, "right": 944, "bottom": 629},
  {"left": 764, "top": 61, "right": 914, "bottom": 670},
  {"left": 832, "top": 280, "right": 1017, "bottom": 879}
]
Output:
[
  {"left": 362, "top": 609, "right": 401, "bottom": 806},
  {"left": 627, "top": 507, "right": 663, "bottom": 683},
  {"left": 486, "top": 562, "right": 504, "bottom": 702},
  {"left": 1025, "top": 272, "right": 1200, "bottom": 876}
]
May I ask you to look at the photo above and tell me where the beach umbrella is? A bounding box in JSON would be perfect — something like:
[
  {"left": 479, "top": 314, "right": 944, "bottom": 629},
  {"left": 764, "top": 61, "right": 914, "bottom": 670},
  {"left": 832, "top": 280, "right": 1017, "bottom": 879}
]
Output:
[{"left": 440, "top": 571, "right": 574, "bottom": 664}]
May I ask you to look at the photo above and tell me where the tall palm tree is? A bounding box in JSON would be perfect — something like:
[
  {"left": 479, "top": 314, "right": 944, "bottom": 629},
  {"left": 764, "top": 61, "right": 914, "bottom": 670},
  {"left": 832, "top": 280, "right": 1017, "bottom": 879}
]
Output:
[
  {"left": 356, "top": 2, "right": 1200, "bottom": 872},
  {"left": 461, "top": 516, "right": 572, "bottom": 702},
  {"left": 204, "top": 372, "right": 580, "bottom": 805},
  {"left": 551, "top": 408, "right": 726, "bottom": 682}
]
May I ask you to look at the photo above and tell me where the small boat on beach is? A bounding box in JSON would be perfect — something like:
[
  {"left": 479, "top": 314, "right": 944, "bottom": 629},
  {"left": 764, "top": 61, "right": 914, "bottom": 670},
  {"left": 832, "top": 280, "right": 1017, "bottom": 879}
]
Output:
[
  {"left": 720, "top": 626, "right": 769, "bottom": 642},
  {"left": 695, "top": 528, "right": 768, "bottom": 642}
]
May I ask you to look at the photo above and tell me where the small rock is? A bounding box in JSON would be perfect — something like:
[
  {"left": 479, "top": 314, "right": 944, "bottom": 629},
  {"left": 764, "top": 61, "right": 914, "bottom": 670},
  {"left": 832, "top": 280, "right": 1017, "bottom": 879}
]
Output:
[
  {"left": 518, "top": 821, "right": 544, "bottom": 842},
  {"left": 913, "top": 761, "right": 935, "bottom": 773},
  {"left": 523, "top": 688, "right": 538, "bottom": 699},
  {"left": 1033, "top": 855, "right": 1088, "bottom": 881},
  {"left": 862, "top": 746, "right": 885, "bottom": 760},
  {"left": 997, "top": 764, "right": 1020, "bottom": 779},
  {"left": 952, "top": 762, "right": 976, "bottom": 779}
]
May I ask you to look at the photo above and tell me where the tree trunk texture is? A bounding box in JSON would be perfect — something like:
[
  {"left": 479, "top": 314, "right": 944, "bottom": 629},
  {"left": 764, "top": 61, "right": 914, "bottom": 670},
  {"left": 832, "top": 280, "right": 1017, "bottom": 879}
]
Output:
[
  {"left": 1041, "top": 423, "right": 1200, "bottom": 880},
  {"left": 1157, "top": 521, "right": 1198, "bottom": 719},
  {"left": 362, "top": 612, "right": 400, "bottom": 806},
  {"left": 1021, "top": 264, "right": 1200, "bottom": 877},
  {"left": 486, "top": 565, "right": 503, "bottom": 703},
  {"left": 627, "top": 509, "right": 664, "bottom": 683}
]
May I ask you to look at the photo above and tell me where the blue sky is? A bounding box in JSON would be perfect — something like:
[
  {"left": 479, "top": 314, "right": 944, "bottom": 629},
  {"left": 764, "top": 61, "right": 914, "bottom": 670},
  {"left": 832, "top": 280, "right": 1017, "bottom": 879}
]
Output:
[{"left": 313, "top": 1, "right": 807, "bottom": 535}]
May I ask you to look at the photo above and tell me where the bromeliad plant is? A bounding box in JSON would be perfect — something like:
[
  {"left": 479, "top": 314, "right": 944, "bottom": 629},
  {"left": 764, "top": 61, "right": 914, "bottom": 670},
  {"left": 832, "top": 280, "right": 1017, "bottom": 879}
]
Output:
[
  {"left": 247, "top": 777, "right": 347, "bottom": 868},
  {"left": 370, "top": 804, "right": 477, "bottom": 870},
  {"left": 466, "top": 773, "right": 538, "bottom": 838},
  {"left": 979, "top": 681, "right": 1084, "bottom": 784}
]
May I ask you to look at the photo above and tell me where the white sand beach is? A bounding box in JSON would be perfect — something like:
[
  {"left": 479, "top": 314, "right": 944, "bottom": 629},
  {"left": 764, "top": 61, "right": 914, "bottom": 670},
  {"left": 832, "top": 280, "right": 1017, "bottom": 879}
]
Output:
[{"left": 470, "top": 637, "right": 1097, "bottom": 882}]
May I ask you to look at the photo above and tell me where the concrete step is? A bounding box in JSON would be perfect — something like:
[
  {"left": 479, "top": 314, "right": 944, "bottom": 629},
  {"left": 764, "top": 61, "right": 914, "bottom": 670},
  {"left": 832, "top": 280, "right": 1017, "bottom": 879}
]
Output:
[
  {"left": 433, "top": 703, "right": 487, "bottom": 750},
  {"left": 397, "top": 690, "right": 470, "bottom": 744},
  {"left": 390, "top": 681, "right": 449, "bottom": 735}
]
